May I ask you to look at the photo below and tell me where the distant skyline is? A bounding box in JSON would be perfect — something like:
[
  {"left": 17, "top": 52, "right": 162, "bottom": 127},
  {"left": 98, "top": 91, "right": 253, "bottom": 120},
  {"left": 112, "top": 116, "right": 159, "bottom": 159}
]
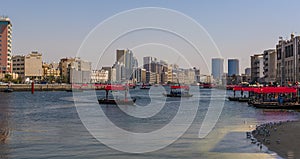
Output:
[{"left": 2, "top": 0, "right": 300, "bottom": 74}]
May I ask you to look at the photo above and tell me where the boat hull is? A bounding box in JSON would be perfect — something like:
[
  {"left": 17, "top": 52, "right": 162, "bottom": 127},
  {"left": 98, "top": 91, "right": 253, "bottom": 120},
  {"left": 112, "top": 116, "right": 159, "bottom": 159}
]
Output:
[
  {"left": 163, "top": 93, "right": 193, "bottom": 97},
  {"left": 98, "top": 98, "right": 136, "bottom": 105},
  {"left": 3, "top": 88, "right": 13, "bottom": 93},
  {"left": 252, "top": 102, "right": 300, "bottom": 109}
]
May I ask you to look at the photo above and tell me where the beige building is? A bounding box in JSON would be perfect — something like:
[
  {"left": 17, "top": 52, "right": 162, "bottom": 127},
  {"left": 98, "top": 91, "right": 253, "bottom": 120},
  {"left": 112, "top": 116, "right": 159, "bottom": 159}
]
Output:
[
  {"left": 91, "top": 69, "right": 109, "bottom": 83},
  {"left": 12, "top": 51, "right": 43, "bottom": 80},
  {"left": 24, "top": 51, "right": 42, "bottom": 79},
  {"left": 263, "top": 49, "right": 277, "bottom": 83},
  {"left": 276, "top": 34, "right": 300, "bottom": 85},
  {"left": 42, "top": 62, "right": 60, "bottom": 78}
]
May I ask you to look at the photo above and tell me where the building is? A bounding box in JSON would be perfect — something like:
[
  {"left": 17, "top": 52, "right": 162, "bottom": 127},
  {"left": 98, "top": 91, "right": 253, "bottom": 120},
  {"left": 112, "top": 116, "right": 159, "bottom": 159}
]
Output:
[
  {"left": 0, "top": 17, "right": 12, "bottom": 74},
  {"left": 12, "top": 55, "right": 25, "bottom": 78},
  {"left": 211, "top": 58, "right": 224, "bottom": 81},
  {"left": 245, "top": 68, "right": 251, "bottom": 76},
  {"left": 251, "top": 54, "right": 264, "bottom": 83},
  {"left": 42, "top": 62, "right": 60, "bottom": 81},
  {"left": 101, "top": 66, "right": 114, "bottom": 82},
  {"left": 115, "top": 49, "right": 137, "bottom": 81},
  {"left": 59, "top": 57, "right": 91, "bottom": 83},
  {"left": 69, "top": 58, "right": 91, "bottom": 83},
  {"left": 24, "top": 51, "right": 43, "bottom": 80},
  {"left": 228, "top": 59, "right": 239, "bottom": 76},
  {"left": 116, "top": 49, "right": 126, "bottom": 64},
  {"left": 276, "top": 34, "right": 300, "bottom": 85},
  {"left": 91, "top": 69, "right": 109, "bottom": 83},
  {"left": 263, "top": 49, "right": 277, "bottom": 83},
  {"left": 143, "top": 56, "right": 157, "bottom": 72},
  {"left": 59, "top": 57, "right": 76, "bottom": 82}
]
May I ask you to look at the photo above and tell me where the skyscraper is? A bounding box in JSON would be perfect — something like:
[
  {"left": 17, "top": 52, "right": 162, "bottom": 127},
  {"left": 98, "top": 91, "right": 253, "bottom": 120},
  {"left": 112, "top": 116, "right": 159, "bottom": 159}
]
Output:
[
  {"left": 0, "top": 17, "right": 12, "bottom": 73},
  {"left": 228, "top": 59, "right": 239, "bottom": 76},
  {"left": 211, "top": 58, "right": 224, "bottom": 80}
]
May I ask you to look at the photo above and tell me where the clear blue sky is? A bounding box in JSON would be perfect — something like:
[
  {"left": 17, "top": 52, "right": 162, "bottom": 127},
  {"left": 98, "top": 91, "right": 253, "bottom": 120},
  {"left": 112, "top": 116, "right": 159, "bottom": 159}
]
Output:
[{"left": 2, "top": 0, "right": 300, "bottom": 74}]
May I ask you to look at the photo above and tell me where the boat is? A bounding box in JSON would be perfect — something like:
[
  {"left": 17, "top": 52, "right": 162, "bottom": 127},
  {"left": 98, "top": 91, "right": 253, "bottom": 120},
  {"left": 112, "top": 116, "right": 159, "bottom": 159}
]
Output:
[
  {"left": 247, "top": 86, "right": 300, "bottom": 109},
  {"left": 66, "top": 89, "right": 83, "bottom": 92},
  {"left": 163, "top": 85, "right": 193, "bottom": 97},
  {"left": 252, "top": 102, "right": 300, "bottom": 109},
  {"left": 227, "top": 96, "right": 239, "bottom": 101},
  {"left": 98, "top": 98, "right": 136, "bottom": 105},
  {"left": 140, "top": 83, "right": 151, "bottom": 89},
  {"left": 98, "top": 84, "right": 136, "bottom": 105},
  {"left": 3, "top": 88, "right": 13, "bottom": 93},
  {"left": 200, "top": 82, "right": 214, "bottom": 89}
]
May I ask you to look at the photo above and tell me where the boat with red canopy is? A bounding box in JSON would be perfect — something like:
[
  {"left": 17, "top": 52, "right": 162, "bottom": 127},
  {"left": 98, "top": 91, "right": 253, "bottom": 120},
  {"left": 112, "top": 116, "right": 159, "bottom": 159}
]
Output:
[
  {"left": 227, "top": 86, "right": 257, "bottom": 102},
  {"left": 249, "top": 86, "right": 300, "bottom": 109},
  {"left": 163, "top": 85, "right": 193, "bottom": 97},
  {"left": 98, "top": 84, "right": 136, "bottom": 105}
]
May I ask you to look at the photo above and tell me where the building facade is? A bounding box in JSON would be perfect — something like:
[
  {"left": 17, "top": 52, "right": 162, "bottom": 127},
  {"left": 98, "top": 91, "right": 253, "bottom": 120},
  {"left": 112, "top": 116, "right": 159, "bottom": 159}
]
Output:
[
  {"left": 263, "top": 49, "right": 277, "bottom": 83},
  {"left": 211, "top": 58, "right": 224, "bottom": 81},
  {"left": 251, "top": 54, "right": 264, "bottom": 82},
  {"left": 228, "top": 59, "right": 239, "bottom": 76},
  {"left": 12, "top": 55, "right": 25, "bottom": 78},
  {"left": 0, "top": 17, "right": 12, "bottom": 74},
  {"left": 24, "top": 51, "right": 43, "bottom": 80},
  {"left": 276, "top": 34, "right": 300, "bottom": 85}
]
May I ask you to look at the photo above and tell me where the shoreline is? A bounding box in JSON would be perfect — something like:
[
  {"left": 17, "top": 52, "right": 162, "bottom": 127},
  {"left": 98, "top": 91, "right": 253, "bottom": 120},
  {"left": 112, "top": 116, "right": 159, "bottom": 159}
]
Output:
[{"left": 252, "top": 120, "right": 300, "bottom": 159}]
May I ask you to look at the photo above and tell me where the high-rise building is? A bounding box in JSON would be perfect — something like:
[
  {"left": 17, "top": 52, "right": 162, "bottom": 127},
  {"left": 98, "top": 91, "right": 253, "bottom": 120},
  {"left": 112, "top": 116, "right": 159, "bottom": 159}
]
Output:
[
  {"left": 211, "top": 58, "right": 224, "bottom": 80},
  {"left": 0, "top": 17, "right": 12, "bottom": 74},
  {"left": 228, "top": 59, "right": 239, "bottom": 76},
  {"left": 251, "top": 54, "right": 264, "bottom": 82},
  {"left": 116, "top": 50, "right": 126, "bottom": 64}
]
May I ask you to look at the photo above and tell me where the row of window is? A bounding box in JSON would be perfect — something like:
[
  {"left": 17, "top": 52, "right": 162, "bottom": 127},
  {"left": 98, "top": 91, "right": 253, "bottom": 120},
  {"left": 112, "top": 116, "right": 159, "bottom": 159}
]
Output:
[
  {"left": 12, "top": 63, "right": 24, "bottom": 66},
  {"left": 13, "top": 68, "right": 24, "bottom": 70}
]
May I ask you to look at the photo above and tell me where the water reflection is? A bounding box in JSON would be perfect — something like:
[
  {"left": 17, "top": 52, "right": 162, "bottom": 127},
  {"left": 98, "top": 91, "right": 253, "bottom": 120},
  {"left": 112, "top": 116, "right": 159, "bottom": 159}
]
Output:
[{"left": 0, "top": 93, "right": 11, "bottom": 159}]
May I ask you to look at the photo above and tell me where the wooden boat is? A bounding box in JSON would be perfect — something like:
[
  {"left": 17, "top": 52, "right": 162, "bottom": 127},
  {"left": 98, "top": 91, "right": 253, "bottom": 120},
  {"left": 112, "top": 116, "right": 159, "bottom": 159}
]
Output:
[
  {"left": 252, "top": 102, "right": 300, "bottom": 109},
  {"left": 3, "top": 88, "right": 13, "bottom": 93},
  {"left": 227, "top": 96, "right": 239, "bottom": 101},
  {"left": 98, "top": 98, "right": 136, "bottom": 105},
  {"left": 238, "top": 97, "right": 250, "bottom": 102},
  {"left": 98, "top": 84, "right": 136, "bottom": 105},
  {"left": 163, "top": 93, "right": 193, "bottom": 97},
  {"left": 140, "top": 83, "right": 151, "bottom": 89},
  {"left": 66, "top": 89, "right": 83, "bottom": 92},
  {"left": 164, "top": 85, "right": 193, "bottom": 98}
]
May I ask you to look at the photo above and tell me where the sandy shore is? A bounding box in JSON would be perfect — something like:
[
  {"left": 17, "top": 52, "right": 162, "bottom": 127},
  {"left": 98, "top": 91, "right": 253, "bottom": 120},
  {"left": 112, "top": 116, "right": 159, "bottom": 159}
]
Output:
[{"left": 252, "top": 120, "right": 300, "bottom": 159}]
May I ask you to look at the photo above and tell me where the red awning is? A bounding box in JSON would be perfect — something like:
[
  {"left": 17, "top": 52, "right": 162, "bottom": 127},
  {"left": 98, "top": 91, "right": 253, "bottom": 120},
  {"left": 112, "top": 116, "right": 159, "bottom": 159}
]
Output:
[
  {"left": 171, "top": 85, "right": 189, "bottom": 90},
  {"left": 104, "top": 85, "right": 126, "bottom": 91},
  {"left": 254, "top": 87, "right": 297, "bottom": 93}
]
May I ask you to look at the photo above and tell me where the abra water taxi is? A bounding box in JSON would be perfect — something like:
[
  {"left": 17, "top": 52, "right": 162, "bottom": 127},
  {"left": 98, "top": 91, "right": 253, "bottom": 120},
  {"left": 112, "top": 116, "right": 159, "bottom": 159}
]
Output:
[
  {"left": 163, "top": 85, "right": 193, "bottom": 97},
  {"left": 98, "top": 84, "right": 136, "bottom": 105}
]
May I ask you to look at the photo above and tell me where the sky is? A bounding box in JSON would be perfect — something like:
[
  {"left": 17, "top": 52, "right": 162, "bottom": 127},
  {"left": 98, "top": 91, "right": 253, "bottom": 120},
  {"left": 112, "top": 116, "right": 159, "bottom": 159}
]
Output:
[{"left": 1, "top": 0, "right": 300, "bottom": 74}]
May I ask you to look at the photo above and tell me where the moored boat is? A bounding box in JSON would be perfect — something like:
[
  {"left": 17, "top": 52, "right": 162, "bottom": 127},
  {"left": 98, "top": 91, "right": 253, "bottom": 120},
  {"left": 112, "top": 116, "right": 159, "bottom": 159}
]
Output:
[
  {"left": 163, "top": 85, "right": 193, "bottom": 97},
  {"left": 3, "top": 88, "right": 13, "bottom": 93}
]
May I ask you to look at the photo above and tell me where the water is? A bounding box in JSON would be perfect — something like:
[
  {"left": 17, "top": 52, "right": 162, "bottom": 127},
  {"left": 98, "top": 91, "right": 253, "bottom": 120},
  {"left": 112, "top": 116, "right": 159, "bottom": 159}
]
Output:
[{"left": 0, "top": 87, "right": 298, "bottom": 158}]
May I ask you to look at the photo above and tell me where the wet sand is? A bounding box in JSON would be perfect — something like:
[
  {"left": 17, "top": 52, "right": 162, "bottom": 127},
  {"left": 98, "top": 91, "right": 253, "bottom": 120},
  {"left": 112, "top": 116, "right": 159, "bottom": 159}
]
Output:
[{"left": 252, "top": 120, "right": 300, "bottom": 159}]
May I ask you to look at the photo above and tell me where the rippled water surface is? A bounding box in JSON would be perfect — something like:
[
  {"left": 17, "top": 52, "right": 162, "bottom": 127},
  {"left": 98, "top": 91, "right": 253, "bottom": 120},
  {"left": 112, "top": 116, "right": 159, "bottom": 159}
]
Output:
[{"left": 0, "top": 87, "right": 298, "bottom": 159}]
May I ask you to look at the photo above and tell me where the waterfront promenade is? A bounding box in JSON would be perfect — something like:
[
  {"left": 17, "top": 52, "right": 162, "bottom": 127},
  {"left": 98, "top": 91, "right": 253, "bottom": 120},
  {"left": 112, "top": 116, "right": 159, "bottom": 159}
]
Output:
[{"left": 0, "top": 84, "right": 72, "bottom": 92}]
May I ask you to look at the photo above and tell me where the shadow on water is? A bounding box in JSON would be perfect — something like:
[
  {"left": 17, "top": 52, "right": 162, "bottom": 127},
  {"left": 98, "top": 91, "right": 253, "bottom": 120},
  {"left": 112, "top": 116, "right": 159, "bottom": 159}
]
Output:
[{"left": 0, "top": 93, "right": 12, "bottom": 159}]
